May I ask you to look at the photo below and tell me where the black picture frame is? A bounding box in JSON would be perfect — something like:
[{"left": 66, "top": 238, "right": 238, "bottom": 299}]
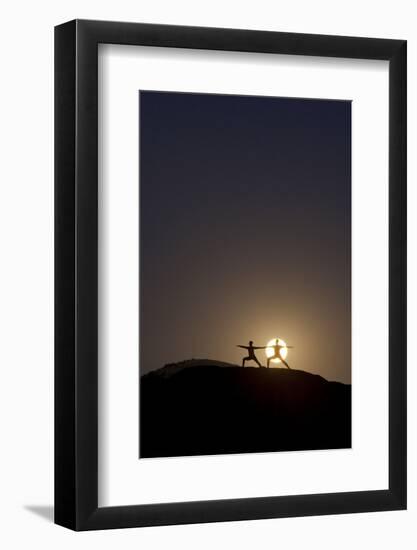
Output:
[{"left": 55, "top": 19, "right": 407, "bottom": 531}]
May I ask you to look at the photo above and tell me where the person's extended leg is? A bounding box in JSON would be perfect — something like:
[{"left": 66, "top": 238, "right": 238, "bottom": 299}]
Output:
[
  {"left": 254, "top": 356, "right": 263, "bottom": 368},
  {"left": 267, "top": 357, "right": 271, "bottom": 368},
  {"left": 281, "top": 358, "right": 291, "bottom": 369},
  {"left": 242, "top": 356, "right": 250, "bottom": 367}
]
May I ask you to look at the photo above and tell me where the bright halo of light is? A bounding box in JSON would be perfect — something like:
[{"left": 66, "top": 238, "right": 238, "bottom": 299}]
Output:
[{"left": 265, "top": 338, "right": 288, "bottom": 364}]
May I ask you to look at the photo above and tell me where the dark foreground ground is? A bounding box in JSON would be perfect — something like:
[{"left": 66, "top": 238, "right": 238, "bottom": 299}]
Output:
[{"left": 140, "top": 361, "right": 351, "bottom": 458}]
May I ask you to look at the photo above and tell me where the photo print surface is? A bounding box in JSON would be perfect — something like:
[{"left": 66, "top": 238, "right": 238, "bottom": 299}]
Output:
[{"left": 139, "top": 90, "right": 351, "bottom": 458}]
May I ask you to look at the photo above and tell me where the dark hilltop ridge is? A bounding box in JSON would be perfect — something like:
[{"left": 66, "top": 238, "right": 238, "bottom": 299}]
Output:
[{"left": 140, "top": 360, "right": 351, "bottom": 458}]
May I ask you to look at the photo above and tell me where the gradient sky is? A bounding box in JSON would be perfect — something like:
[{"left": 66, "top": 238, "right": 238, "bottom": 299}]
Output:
[{"left": 139, "top": 91, "right": 351, "bottom": 384}]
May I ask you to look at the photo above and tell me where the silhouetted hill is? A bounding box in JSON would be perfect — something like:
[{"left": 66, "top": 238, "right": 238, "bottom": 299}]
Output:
[
  {"left": 140, "top": 362, "right": 351, "bottom": 458},
  {"left": 146, "top": 358, "right": 238, "bottom": 379}
]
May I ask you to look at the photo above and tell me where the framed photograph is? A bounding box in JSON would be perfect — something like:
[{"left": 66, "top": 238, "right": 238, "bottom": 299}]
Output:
[{"left": 55, "top": 19, "right": 406, "bottom": 530}]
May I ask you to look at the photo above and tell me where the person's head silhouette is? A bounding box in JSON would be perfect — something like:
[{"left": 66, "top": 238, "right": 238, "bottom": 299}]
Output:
[
  {"left": 276, "top": 339, "right": 279, "bottom": 345},
  {"left": 249, "top": 340, "right": 253, "bottom": 346}
]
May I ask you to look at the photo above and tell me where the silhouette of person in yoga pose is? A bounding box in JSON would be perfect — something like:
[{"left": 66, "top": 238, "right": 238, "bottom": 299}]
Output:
[
  {"left": 267, "top": 339, "right": 292, "bottom": 369},
  {"left": 237, "top": 341, "right": 265, "bottom": 368}
]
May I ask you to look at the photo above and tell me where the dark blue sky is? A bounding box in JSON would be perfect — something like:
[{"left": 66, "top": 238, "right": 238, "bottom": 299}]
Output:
[{"left": 140, "top": 91, "right": 351, "bottom": 383}]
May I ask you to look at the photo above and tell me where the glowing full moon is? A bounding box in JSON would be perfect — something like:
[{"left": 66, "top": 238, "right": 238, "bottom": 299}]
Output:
[{"left": 265, "top": 338, "right": 288, "bottom": 365}]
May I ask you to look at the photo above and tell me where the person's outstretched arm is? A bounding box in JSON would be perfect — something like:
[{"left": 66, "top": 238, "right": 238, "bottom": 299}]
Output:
[{"left": 237, "top": 345, "right": 248, "bottom": 349}]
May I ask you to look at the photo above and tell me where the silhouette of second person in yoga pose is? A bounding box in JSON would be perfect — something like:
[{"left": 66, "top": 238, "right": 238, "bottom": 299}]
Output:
[
  {"left": 237, "top": 341, "right": 265, "bottom": 368},
  {"left": 267, "top": 339, "right": 292, "bottom": 369}
]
